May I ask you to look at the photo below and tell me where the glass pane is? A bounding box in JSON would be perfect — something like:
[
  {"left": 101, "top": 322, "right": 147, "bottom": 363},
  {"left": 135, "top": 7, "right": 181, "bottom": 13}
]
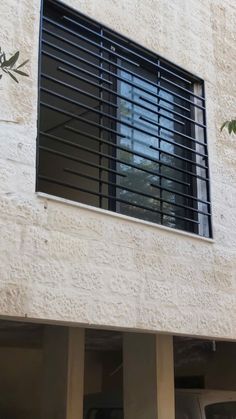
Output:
[{"left": 205, "top": 402, "right": 236, "bottom": 419}]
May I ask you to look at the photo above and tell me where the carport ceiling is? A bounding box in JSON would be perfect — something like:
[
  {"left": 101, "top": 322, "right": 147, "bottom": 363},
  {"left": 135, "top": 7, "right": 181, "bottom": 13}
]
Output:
[{"left": 0, "top": 320, "right": 215, "bottom": 362}]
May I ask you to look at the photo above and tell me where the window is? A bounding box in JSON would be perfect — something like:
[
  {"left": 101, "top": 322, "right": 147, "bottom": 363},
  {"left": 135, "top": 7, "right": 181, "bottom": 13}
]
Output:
[
  {"left": 37, "top": 0, "right": 212, "bottom": 238},
  {"left": 175, "top": 395, "right": 201, "bottom": 419},
  {"left": 86, "top": 408, "right": 123, "bottom": 419},
  {"left": 205, "top": 402, "right": 236, "bottom": 419}
]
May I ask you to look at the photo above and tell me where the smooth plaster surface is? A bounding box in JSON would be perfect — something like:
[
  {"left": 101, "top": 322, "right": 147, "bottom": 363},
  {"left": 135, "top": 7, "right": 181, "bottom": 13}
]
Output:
[{"left": 0, "top": 0, "right": 236, "bottom": 339}]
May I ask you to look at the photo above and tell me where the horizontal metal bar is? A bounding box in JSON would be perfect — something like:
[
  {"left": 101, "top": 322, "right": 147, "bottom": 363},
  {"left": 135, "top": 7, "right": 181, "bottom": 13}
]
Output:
[
  {"left": 42, "top": 39, "right": 191, "bottom": 114},
  {"left": 160, "top": 76, "right": 205, "bottom": 101},
  {"left": 65, "top": 167, "right": 211, "bottom": 216},
  {"left": 65, "top": 124, "right": 205, "bottom": 171},
  {"left": 56, "top": 78, "right": 205, "bottom": 156},
  {"left": 40, "top": 129, "right": 190, "bottom": 187},
  {"left": 139, "top": 93, "right": 190, "bottom": 114},
  {"left": 40, "top": 101, "right": 127, "bottom": 138},
  {"left": 41, "top": 88, "right": 208, "bottom": 180},
  {"left": 157, "top": 83, "right": 205, "bottom": 110},
  {"left": 51, "top": 15, "right": 201, "bottom": 105},
  {"left": 158, "top": 64, "right": 192, "bottom": 85},
  {"left": 152, "top": 135, "right": 207, "bottom": 159},
  {"left": 42, "top": 49, "right": 112, "bottom": 85},
  {"left": 43, "top": 16, "right": 140, "bottom": 67},
  {"left": 39, "top": 145, "right": 126, "bottom": 177},
  {"left": 140, "top": 116, "right": 207, "bottom": 147},
  {"left": 149, "top": 145, "right": 208, "bottom": 170},
  {"left": 40, "top": 98, "right": 206, "bottom": 164},
  {"left": 65, "top": 126, "right": 190, "bottom": 187},
  {"left": 151, "top": 182, "right": 210, "bottom": 205},
  {"left": 139, "top": 96, "right": 206, "bottom": 129},
  {"left": 40, "top": 132, "right": 188, "bottom": 185},
  {"left": 63, "top": 125, "right": 207, "bottom": 182},
  {"left": 41, "top": 72, "right": 118, "bottom": 108},
  {"left": 58, "top": 66, "right": 185, "bottom": 126},
  {"left": 42, "top": 27, "right": 205, "bottom": 111},
  {"left": 42, "top": 27, "right": 140, "bottom": 77},
  {"left": 41, "top": 87, "right": 206, "bottom": 159},
  {"left": 39, "top": 174, "right": 199, "bottom": 224},
  {"left": 62, "top": 15, "right": 193, "bottom": 85}
]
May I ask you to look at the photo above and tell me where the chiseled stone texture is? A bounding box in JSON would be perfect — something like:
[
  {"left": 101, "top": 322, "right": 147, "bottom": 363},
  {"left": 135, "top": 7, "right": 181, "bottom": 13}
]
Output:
[{"left": 0, "top": 0, "right": 236, "bottom": 339}]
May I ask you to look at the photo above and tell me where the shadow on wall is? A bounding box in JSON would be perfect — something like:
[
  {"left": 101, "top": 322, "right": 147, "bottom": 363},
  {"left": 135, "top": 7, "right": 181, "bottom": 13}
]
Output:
[{"left": 0, "top": 347, "right": 42, "bottom": 419}]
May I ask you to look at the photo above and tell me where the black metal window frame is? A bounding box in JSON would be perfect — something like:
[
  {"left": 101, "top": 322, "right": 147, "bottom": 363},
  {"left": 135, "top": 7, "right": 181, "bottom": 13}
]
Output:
[{"left": 37, "top": 0, "right": 213, "bottom": 238}]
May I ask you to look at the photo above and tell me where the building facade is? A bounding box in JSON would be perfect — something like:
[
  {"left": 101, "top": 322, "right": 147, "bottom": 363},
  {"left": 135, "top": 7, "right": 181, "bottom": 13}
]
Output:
[
  {"left": 0, "top": 0, "right": 235, "bottom": 339},
  {"left": 0, "top": 0, "right": 236, "bottom": 418}
]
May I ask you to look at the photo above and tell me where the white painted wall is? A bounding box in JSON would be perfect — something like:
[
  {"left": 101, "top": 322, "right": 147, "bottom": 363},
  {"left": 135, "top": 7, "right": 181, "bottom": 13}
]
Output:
[{"left": 0, "top": 0, "right": 235, "bottom": 339}]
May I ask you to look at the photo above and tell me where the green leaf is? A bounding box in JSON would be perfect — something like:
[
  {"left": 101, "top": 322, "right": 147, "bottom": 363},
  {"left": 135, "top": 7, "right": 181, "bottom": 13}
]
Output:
[
  {"left": 228, "top": 121, "right": 233, "bottom": 134},
  {"left": 232, "top": 121, "right": 236, "bottom": 134},
  {"left": 16, "top": 59, "right": 29, "bottom": 69},
  {"left": 13, "top": 69, "right": 29, "bottom": 77},
  {"left": 221, "top": 119, "right": 236, "bottom": 135},
  {"left": 220, "top": 121, "right": 228, "bottom": 131},
  {"left": 2, "top": 51, "right": 19, "bottom": 69},
  {"left": 7, "top": 71, "right": 19, "bottom": 83}
]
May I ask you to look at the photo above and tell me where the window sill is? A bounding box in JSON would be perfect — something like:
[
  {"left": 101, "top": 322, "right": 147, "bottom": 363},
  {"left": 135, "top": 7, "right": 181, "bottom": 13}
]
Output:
[{"left": 36, "top": 192, "right": 214, "bottom": 244}]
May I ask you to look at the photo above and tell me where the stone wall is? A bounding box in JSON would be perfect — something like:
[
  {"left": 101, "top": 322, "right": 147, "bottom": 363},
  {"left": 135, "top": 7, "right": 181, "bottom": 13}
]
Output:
[{"left": 0, "top": 0, "right": 235, "bottom": 339}]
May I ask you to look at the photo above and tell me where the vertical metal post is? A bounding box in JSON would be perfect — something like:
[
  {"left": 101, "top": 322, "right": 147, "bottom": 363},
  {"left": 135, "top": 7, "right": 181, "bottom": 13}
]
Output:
[
  {"left": 157, "top": 60, "right": 163, "bottom": 225},
  {"left": 99, "top": 28, "right": 104, "bottom": 209}
]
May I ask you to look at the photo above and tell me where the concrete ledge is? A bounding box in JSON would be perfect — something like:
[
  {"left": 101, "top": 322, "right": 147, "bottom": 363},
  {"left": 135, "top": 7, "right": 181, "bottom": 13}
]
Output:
[{"left": 36, "top": 192, "right": 215, "bottom": 244}]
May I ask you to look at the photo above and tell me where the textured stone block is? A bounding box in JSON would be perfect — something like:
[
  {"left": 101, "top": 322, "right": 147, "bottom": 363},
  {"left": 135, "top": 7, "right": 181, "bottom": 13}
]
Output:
[{"left": 0, "top": 0, "right": 235, "bottom": 340}]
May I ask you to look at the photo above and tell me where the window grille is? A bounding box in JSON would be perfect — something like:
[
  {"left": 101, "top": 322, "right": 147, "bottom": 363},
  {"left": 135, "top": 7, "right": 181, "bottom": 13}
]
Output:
[{"left": 37, "top": 0, "right": 212, "bottom": 238}]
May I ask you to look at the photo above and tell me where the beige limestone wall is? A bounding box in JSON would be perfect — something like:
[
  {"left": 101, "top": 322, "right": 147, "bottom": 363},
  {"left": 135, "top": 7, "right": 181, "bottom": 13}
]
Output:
[{"left": 0, "top": 0, "right": 236, "bottom": 339}]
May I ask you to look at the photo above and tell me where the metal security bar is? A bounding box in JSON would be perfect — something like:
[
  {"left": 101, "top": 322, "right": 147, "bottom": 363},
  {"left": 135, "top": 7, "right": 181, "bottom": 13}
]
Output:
[{"left": 37, "top": 0, "right": 212, "bottom": 238}]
